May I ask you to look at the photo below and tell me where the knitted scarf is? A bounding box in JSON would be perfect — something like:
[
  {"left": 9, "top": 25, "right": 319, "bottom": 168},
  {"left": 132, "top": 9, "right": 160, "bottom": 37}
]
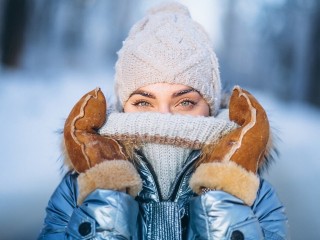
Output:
[{"left": 99, "top": 110, "right": 237, "bottom": 198}]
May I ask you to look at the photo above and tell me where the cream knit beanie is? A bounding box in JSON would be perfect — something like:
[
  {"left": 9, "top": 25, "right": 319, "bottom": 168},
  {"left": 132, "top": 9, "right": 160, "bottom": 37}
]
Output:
[{"left": 115, "top": 2, "right": 221, "bottom": 115}]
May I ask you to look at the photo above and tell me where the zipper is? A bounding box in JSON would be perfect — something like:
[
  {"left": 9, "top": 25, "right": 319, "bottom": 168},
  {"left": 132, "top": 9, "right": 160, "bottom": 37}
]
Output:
[
  {"left": 136, "top": 150, "right": 201, "bottom": 202},
  {"left": 135, "top": 151, "right": 163, "bottom": 201},
  {"left": 167, "top": 150, "right": 200, "bottom": 201}
]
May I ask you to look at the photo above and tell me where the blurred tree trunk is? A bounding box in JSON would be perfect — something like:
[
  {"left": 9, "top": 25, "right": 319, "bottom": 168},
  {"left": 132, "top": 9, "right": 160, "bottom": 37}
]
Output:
[
  {"left": 107, "top": 0, "right": 134, "bottom": 62},
  {"left": 308, "top": 3, "right": 320, "bottom": 106},
  {"left": 218, "top": 0, "right": 238, "bottom": 91},
  {"left": 1, "top": 0, "right": 28, "bottom": 68}
]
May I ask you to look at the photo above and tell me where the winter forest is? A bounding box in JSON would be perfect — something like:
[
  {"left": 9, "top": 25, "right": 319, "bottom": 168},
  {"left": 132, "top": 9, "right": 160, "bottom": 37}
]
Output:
[{"left": 0, "top": 0, "right": 319, "bottom": 239}]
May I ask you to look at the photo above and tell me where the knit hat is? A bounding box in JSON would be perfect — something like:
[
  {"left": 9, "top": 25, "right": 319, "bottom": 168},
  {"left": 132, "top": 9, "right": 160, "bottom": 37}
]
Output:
[{"left": 115, "top": 2, "right": 221, "bottom": 115}]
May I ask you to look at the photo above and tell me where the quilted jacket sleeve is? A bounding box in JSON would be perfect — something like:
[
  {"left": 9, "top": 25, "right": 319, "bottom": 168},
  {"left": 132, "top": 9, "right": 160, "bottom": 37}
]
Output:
[
  {"left": 37, "top": 172, "right": 139, "bottom": 240},
  {"left": 188, "top": 179, "right": 289, "bottom": 240}
]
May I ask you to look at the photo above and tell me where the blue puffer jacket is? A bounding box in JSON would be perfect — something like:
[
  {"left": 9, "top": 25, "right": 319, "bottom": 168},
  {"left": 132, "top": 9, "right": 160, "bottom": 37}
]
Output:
[{"left": 38, "top": 151, "right": 289, "bottom": 240}]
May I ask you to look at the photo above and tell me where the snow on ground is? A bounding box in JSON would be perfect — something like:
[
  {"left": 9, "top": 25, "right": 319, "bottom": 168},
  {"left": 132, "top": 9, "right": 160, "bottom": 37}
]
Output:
[{"left": 0, "top": 69, "right": 319, "bottom": 239}]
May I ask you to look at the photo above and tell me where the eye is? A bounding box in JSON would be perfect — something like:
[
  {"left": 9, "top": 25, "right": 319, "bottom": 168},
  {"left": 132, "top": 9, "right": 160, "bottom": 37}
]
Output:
[
  {"left": 180, "top": 100, "right": 194, "bottom": 106},
  {"left": 177, "top": 99, "right": 197, "bottom": 108},
  {"left": 132, "top": 100, "right": 152, "bottom": 108}
]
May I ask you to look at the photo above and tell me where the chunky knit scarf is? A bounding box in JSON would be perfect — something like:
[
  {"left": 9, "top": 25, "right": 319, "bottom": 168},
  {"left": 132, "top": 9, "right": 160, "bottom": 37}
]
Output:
[
  {"left": 99, "top": 109, "right": 236, "bottom": 149},
  {"left": 99, "top": 110, "right": 237, "bottom": 198}
]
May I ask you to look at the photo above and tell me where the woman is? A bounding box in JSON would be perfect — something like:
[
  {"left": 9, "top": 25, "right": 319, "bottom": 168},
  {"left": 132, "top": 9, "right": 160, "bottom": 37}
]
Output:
[{"left": 38, "top": 2, "right": 289, "bottom": 239}]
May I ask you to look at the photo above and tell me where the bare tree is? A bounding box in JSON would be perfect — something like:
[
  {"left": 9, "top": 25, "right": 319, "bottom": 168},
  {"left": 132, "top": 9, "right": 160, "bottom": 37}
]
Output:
[
  {"left": 0, "top": 0, "right": 28, "bottom": 67},
  {"left": 307, "top": 1, "right": 320, "bottom": 106}
]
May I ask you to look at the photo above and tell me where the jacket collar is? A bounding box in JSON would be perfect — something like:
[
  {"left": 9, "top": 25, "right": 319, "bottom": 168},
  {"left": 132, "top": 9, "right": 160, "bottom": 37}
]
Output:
[{"left": 135, "top": 150, "right": 200, "bottom": 202}]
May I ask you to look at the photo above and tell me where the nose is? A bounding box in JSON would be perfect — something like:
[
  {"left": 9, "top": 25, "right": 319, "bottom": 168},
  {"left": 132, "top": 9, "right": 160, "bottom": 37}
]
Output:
[{"left": 157, "top": 104, "right": 171, "bottom": 114}]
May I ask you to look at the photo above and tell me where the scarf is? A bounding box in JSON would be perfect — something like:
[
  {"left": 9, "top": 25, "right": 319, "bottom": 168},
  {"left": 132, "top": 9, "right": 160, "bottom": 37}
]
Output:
[{"left": 99, "top": 110, "right": 237, "bottom": 198}]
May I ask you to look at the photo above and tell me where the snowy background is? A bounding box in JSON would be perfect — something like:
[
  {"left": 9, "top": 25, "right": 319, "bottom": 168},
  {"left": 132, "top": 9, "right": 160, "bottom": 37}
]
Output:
[{"left": 0, "top": 0, "right": 320, "bottom": 239}]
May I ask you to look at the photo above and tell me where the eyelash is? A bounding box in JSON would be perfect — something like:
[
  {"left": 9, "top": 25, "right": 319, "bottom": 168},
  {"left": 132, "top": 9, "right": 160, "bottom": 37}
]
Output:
[
  {"left": 131, "top": 100, "right": 152, "bottom": 107},
  {"left": 130, "top": 98, "right": 198, "bottom": 109},
  {"left": 177, "top": 98, "right": 197, "bottom": 107}
]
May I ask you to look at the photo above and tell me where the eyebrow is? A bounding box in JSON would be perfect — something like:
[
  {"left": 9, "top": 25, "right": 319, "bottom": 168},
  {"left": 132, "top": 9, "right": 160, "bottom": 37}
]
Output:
[
  {"left": 172, "top": 88, "right": 198, "bottom": 97},
  {"left": 129, "top": 90, "right": 156, "bottom": 99},
  {"left": 128, "top": 87, "right": 200, "bottom": 99}
]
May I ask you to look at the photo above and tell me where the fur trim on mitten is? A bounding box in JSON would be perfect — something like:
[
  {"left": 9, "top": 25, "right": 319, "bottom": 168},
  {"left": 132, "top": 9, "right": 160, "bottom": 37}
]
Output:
[
  {"left": 190, "top": 161, "right": 259, "bottom": 206},
  {"left": 77, "top": 160, "right": 142, "bottom": 204}
]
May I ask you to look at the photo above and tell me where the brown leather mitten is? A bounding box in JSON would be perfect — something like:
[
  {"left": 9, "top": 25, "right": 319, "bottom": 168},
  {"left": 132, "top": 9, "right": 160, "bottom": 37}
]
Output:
[
  {"left": 64, "top": 88, "right": 142, "bottom": 204},
  {"left": 190, "top": 86, "right": 270, "bottom": 206}
]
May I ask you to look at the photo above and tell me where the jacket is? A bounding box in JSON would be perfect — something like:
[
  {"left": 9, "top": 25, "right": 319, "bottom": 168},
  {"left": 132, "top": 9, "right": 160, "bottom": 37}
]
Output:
[{"left": 38, "top": 150, "right": 289, "bottom": 240}]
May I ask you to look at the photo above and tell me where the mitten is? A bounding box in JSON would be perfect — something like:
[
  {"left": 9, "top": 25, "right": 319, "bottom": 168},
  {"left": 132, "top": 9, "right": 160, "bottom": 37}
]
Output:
[
  {"left": 64, "top": 88, "right": 142, "bottom": 204},
  {"left": 190, "top": 86, "right": 270, "bottom": 206}
]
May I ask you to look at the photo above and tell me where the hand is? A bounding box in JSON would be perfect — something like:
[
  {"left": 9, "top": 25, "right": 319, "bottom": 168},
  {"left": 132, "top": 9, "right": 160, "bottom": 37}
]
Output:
[
  {"left": 190, "top": 86, "right": 270, "bottom": 206},
  {"left": 63, "top": 88, "right": 142, "bottom": 204}
]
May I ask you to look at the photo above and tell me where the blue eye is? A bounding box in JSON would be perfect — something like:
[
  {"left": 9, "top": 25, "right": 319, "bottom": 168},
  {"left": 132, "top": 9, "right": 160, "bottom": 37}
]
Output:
[
  {"left": 132, "top": 101, "right": 151, "bottom": 107},
  {"left": 138, "top": 102, "right": 150, "bottom": 106},
  {"left": 179, "top": 99, "right": 196, "bottom": 107},
  {"left": 180, "top": 101, "right": 192, "bottom": 106}
]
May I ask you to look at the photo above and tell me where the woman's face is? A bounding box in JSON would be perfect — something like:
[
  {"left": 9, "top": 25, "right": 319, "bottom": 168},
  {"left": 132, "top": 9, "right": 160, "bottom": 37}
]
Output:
[{"left": 123, "top": 83, "right": 210, "bottom": 116}]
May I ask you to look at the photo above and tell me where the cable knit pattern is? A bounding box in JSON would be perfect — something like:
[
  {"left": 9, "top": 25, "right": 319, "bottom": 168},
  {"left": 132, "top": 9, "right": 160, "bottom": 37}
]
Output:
[
  {"left": 114, "top": 2, "right": 221, "bottom": 115},
  {"left": 99, "top": 110, "right": 238, "bottom": 149}
]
